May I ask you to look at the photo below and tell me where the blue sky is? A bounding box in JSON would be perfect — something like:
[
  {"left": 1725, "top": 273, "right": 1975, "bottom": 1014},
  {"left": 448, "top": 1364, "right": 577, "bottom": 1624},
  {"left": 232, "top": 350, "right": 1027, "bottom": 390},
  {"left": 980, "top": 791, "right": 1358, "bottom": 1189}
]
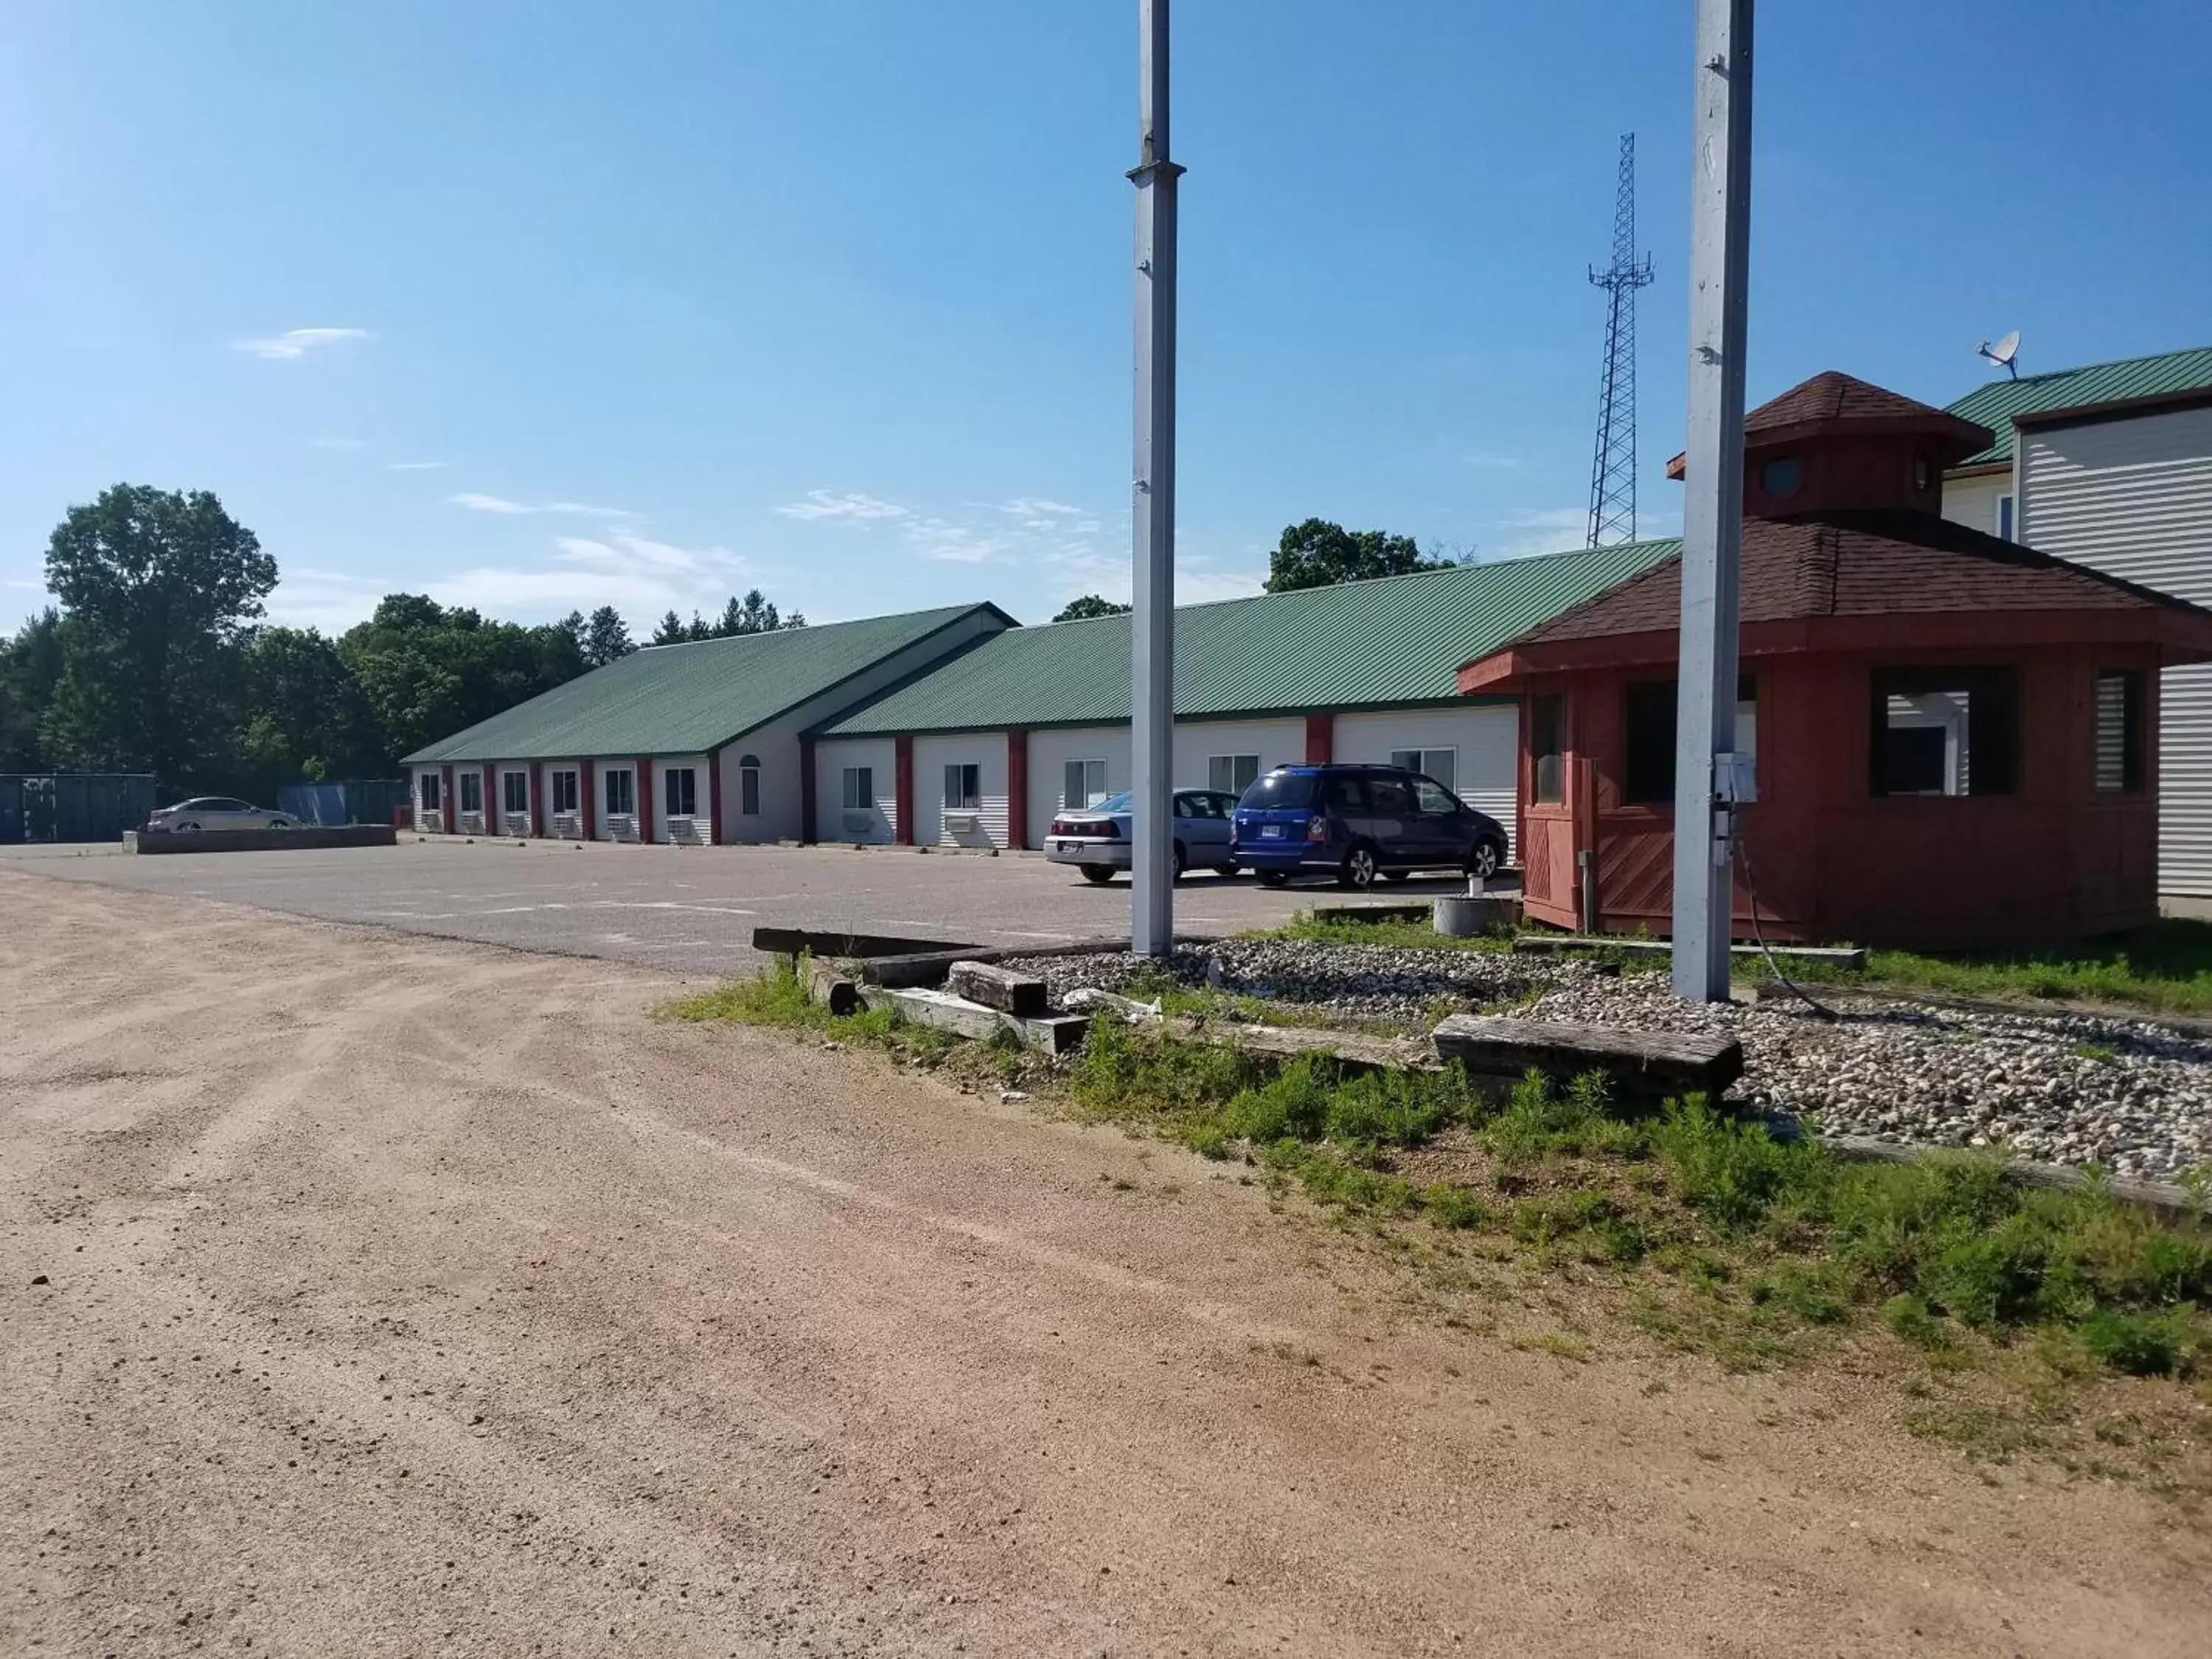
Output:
[{"left": 4, "top": 1, "right": 2208, "bottom": 635}]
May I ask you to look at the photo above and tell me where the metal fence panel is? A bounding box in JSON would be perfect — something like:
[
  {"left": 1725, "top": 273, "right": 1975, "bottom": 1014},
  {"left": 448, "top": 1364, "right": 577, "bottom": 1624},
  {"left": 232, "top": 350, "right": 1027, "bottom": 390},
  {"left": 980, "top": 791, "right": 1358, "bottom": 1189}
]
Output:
[{"left": 0, "top": 773, "right": 159, "bottom": 843}]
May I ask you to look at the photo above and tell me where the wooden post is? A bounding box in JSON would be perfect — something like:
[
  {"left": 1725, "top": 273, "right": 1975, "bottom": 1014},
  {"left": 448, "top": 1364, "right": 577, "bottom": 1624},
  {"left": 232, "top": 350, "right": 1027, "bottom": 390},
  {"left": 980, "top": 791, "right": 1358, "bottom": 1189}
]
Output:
[{"left": 1006, "top": 729, "right": 1029, "bottom": 849}]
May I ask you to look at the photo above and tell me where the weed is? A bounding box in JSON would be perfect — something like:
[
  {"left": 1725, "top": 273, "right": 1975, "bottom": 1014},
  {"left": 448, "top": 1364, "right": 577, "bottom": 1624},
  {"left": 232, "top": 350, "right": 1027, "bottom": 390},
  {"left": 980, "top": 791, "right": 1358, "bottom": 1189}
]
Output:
[
  {"left": 2072, "top": 1040, "right": 2119, "bottom": 1065},
  {"left": 1422, "top": 1183, "right": 1493, "bottom": 1231},
  {"left": 1883, "top": 1293, "right": 1956, "bottom": 1352},
  {"left": 2076, "top": 1307, "right": 2203, "bottom": 1377}
]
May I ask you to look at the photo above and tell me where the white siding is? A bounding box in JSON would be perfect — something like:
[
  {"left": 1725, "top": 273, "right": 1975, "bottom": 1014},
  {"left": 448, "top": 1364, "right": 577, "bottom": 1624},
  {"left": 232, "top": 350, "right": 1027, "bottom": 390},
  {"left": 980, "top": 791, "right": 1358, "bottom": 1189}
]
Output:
[
  {"left": 813, "top": 738, "right": 898, "bottom": 843},
  {"left": 914, "top": 732, "right": 1009, "bottom": 849},
  {"left": 1027, "top": 726, "right": 1133, "bottom": 847},
  {"left": 1170, "top": 718, "right": 1306, "bottom": 801},
  {"left": 2021, "top": 403, "right": 2212, "bottom": 894},
  {"left": 1334, "top": 706, "right": 1521, "bottom": 856},
  {"left": 1941, "top": 470, "right": 2009, "bottom": 536}
]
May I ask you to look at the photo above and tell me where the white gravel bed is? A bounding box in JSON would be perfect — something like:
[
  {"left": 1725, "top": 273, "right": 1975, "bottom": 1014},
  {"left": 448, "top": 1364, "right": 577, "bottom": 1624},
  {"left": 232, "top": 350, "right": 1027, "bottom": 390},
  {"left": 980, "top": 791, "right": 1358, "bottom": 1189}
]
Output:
[{"left": 1004, "top": 941, "right": 2212, "bottom": 1180}]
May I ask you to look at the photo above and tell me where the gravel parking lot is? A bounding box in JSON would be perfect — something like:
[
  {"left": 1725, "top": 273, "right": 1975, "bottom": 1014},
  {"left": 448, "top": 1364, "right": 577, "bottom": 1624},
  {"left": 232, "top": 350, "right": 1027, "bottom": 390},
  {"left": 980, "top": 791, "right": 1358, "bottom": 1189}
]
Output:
[{"left": 0, "top": 836, "right": 1437, "bottom": 975}]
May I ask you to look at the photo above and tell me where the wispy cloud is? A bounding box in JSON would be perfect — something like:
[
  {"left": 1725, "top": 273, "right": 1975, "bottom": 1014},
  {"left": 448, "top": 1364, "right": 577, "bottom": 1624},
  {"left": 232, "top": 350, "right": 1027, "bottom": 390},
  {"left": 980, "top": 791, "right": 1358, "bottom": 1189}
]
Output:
[
  {"left": 994, "top": 498, "right": 1084, "bottom": 518},
  {"left": 310, "top": 437, "right": 366, "bottom": 451},
  {"left": 1462, "top": 451, "right": 1523, "bottom": 469},
  {"left": 265, "top": 566, "right": 386, "bottom": 633},
  {"left": 449, "top": 493, "right": 636, "bottom": 518},
  {"left": 386, "top": 460, "right": 448, "bottom": 471},
  {"left": 774, "top": 489, "right": 910, "bottom": 522},
  {"left": 233, "top": 327, "right": 370, "bottom": 361},
  {"left": 444, "top": 524, "right": 751, "bottom": 619}
]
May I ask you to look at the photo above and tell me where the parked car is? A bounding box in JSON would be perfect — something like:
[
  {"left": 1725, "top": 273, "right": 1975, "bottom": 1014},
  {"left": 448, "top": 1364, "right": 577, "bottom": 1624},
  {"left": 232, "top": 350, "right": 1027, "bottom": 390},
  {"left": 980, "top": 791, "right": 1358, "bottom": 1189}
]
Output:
[
  {"left": 1230, "top": 764, "right": 1508, "bottom": 889},
  {"left": 1044, "top": 789, "right": 1243, "bottom": 883},
  {"left": 145, "top": 796, "right": 293, "bottom": 832}
]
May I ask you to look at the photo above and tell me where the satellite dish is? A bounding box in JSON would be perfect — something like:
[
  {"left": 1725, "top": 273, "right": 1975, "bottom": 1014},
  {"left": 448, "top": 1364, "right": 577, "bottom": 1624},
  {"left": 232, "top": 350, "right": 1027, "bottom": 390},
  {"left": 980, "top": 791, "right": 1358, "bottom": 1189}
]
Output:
[{"left": 1975, "top": 330, "right": 2022, "bottom": 380}]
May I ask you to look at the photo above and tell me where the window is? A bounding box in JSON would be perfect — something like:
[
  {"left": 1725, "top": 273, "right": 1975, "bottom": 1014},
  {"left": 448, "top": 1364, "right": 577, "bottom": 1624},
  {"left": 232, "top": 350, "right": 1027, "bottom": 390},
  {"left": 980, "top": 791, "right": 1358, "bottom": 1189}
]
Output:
[
  {"left": 503, "top": 771, "right": 529, "bottom": 815},
  {"left": 738, "top": 754, "right": 760, "bottom": 816},
  {"left": 459, "top": 771, "right": 483, "bottom": 814},
  {"left": 1871, "top": 667, "right": 2017, "bottom": 797},
  {"left": 1624, "top": 678, "right": 1759, "bottom": 805},
  {"left": 605, "top": 768, "right": 636, "bottom": 816},
  {"left": 420, "top": 773, "right": 442, "bottom": 810},
  {"left": 1242, "top": 771, "right": 1315, "bottom": 810},
  {"left": 1531, "top": 695, "right": 1565, "bottom": 804},
  {"left": 2096, "top": 669, "right": 2146, "bottom": 794},
  {"left": 841, "top": 766, "right": 874, "bottom": 811},
  {"left": 1324, "top": 776, "right": 1368, "bottom": 813},
  {"left": 1063, "top": 758, "right": 1107, "bottom": 809},
  {"left": 1367, "top": 776, "right": 1415, "bottom": 815},
  {"left": 550, "top": 769, "right": 579, "bottom": 815},
  {"left": 1389, "top": 747, "right": 1456, "bottom": 795},
  {"left": 664, "top": 766, "right": 698, "bottom": 818},
  {"left": 1997, "top": 493, "right": 2015, "bottom": 542},
  {"left": 1208, "top": 754, "right": 1261, "bottom": 796},
  {"left": 1759, "top": 454, "right": 1802, "bottom": 498},
  {"left": 945, "top": 762, "right": 981, "bottom": 810},
  {"left": 1412, "top": 777, "right": 1458, "bottom": 815},
  {"left": 1174, "top": 791, "right": 1218, "bottom": 820}
]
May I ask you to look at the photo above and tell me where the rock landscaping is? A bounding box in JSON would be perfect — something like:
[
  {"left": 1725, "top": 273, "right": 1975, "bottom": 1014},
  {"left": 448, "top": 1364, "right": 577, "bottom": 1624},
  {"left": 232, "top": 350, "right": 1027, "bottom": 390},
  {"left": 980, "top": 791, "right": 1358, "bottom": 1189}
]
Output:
[{"left": 1001, "top": 939, "right": 2212, "bottom": 1180}]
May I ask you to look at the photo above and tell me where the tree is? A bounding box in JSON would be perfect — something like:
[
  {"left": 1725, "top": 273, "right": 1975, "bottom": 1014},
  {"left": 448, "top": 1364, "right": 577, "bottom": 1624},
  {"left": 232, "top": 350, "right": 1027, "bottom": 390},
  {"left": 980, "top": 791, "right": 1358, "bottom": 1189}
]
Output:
[
  {"left": 710, "top": 588, "right": 807, "bottom": 636},
  {"left": 651, "top": 610, "right": 688, "bottom": 646},
  {"left": 0, "top": 608, "right": 63, "bottom": 771},
  {"left": 1051, "top": 594, "right": 1131, "bottom": 622},
  {"left": 1263, "top": 518, "right": 1461, "bottom": 594},
  {"left": 335, "top": 594, "right": 588, "bottom": 765},
  {"left": 582, "top": 605, "right": 633, "bottom": 667},
  {"left": 41, "top": 485, "right": 276, "bottom": 782},
  {"left": 238, "top": 626, "right": 370, "bottom": 782}
]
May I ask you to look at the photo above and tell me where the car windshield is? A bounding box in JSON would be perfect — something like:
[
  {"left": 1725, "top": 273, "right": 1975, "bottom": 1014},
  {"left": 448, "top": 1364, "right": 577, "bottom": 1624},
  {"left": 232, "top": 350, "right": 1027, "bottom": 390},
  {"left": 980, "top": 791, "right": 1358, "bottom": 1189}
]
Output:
[
  {"left": 1239, "top": 772, "right": 1315, "bottom": 810},
  {"left": 1079, "top": 793, "right": 1133, "bottom": 814}
]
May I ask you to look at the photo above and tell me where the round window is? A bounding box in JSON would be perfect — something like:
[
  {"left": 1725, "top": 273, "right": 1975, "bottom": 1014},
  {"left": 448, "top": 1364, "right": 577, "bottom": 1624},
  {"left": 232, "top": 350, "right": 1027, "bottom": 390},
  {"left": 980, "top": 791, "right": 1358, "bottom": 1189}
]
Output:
[{"left": 1759, "top": 455, "right": 1802, "bottom": 498}]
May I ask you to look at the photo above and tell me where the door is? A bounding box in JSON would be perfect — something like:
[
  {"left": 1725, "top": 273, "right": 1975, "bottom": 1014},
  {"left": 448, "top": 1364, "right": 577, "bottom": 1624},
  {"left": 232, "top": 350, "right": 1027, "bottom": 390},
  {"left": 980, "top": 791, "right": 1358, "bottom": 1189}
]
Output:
[
  {"left": 1411, "top": 774, "right": 1467, "bottom": 862},
  {"left": 1362, "top": 773, "right": 1419, "bottom": 863},
  {"left": 1173, "top": 792, "right": 1232, "bottom": 861}
]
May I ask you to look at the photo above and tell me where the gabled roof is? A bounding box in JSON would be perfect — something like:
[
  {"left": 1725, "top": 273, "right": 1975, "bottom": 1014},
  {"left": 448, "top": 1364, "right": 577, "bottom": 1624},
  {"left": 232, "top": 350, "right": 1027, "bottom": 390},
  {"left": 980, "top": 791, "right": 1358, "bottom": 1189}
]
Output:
[
  {"left": 1667, "top": 371, "right": 1991, "bottom": 478},
  {"left": 1947, "top": 345, "right": 2212, "bottom": 469},
  {"left": 402, "top": 602, "right": 1012, "bottom": 764},
  {"left": 818, "top": 540, "right": 1677, "bottom": 737},
  {"left": 1458, "top": 511, "right": 2212, "bottom": 688}
]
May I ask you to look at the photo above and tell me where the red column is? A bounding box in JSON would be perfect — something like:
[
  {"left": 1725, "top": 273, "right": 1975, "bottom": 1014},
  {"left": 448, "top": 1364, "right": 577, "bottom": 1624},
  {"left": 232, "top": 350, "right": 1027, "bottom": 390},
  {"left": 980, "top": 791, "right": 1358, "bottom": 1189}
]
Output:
[
  {"left": 637, "top": 758, "right": 654, "bottom": 843},
  {"left": 708, "top": 748, "right": 725, "bottom": 844},
  {"left": 530, "top": 762, "right": 546, "bottom": 837},
  {"left": 799, "top": 738, "right": 818, "bottom": 843},
  {"left": 1304, "top": 712, "right": 1334, "bottom": 764},
  {"left": 1006, "top": 729, "right": 1029, "bottom": 849},
  {"left": 581, "top": 759, "right": 597, "bottom": 840},
  {"left": 894, "top": 735, "right": 915, "bottom": 846},
  {"left": 483, "top": 763, "right": 496, "bottom": 831},
  {"left": 442, "top": 765, "right": 456, "bottom": 832}
]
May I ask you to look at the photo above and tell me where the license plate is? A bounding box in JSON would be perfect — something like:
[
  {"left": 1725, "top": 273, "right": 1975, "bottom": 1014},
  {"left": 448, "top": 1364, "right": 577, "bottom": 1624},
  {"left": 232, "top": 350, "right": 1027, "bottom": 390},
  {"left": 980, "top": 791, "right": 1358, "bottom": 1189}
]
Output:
[{"left": 1260, "top": 824, "right": 1284, "bottom": 839}]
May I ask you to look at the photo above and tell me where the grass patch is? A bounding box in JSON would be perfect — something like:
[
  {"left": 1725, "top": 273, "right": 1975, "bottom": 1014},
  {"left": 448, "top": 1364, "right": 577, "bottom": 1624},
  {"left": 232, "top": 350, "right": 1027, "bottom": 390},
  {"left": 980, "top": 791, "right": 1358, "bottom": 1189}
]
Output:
[
  {"left": 1252, "top": 912, "right": 1513, "bottom": 953},
  {"left": 1785, "top": 918, "right": 2212, "bottom": 1016}
]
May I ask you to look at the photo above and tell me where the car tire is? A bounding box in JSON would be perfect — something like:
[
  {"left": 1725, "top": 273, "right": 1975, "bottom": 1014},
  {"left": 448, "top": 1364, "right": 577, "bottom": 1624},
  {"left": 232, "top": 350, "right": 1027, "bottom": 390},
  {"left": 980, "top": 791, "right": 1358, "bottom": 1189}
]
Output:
[
  {"left": 1172, "top": 841, "right": 1186, "bottom": 883},
  {"left": 1465, "top": 838, "right": 1503, "bottom": 881},
  {"left": 268, "top": 819, "right": 291, "bottom": 830},
  {"left": 179, "top": 821, "right": 201, "bottom": 832},
  {"left": 1079, "top": 864, "right": 1117, "bottom": 886},
  {"left": 1337, "top": 842, "right": 1380, "bottom": 890},
  {"left": 1257, "top": 870, "right": 1292, "bottom": 888}
]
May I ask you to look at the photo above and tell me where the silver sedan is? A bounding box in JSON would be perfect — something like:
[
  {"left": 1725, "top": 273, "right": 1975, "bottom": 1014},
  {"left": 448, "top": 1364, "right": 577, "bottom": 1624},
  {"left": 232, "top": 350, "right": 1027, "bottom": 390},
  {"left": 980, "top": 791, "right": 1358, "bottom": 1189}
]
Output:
[
  {"left": 146, "top": 796, "right": 294, "bottom": 832},
  {"left": 1043, "top": 789, "right": 1242, "bottom": 884}
]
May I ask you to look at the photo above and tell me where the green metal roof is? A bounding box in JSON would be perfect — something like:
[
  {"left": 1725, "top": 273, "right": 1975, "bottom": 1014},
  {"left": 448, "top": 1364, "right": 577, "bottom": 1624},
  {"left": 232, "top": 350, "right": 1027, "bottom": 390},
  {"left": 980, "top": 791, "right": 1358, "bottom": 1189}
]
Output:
[
  {"left": 403, "top": 602, "right": 1009, "bottom": 764},
  {"left": 816, "top": 539, "right": 1680, "bottom": 738},
  {"left": 1947, "top": 344, "right": 2212, "bottom": 468}
]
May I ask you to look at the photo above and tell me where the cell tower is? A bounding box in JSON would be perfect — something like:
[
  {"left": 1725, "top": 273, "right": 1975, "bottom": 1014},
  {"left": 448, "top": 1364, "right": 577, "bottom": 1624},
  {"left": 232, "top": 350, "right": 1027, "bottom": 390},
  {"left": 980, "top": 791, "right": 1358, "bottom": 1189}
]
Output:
[{"left": 1586, "top": 133, "right": 1655, "bottom": 547}]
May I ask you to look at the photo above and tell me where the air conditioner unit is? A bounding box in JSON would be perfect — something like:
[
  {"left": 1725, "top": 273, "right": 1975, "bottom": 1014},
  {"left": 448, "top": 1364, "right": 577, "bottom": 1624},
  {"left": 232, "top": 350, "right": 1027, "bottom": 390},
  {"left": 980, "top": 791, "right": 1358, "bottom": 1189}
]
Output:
[
  {"left": 666, "top": 815, "right": 705, "bottom": 846},
  {"left": 552, "top": 813, "right": 583, "bottom": 841},
  {"left": 942, "top": 809, "right": 982, "bottom": 836},
  {"left": 605, "top": 813, "right": 639, "bottom": 844},
  {"left": 840, "top": 810, "right": 877, "bottom": 837},
  {"left": 459, "top": 810, "right": 487, "bottom": 836},
  {"left": 501, "top": 812, "right": 530, "bottom": 838},
  {"left": 421, "top": 809, "right": 446, "bottom": 835}
]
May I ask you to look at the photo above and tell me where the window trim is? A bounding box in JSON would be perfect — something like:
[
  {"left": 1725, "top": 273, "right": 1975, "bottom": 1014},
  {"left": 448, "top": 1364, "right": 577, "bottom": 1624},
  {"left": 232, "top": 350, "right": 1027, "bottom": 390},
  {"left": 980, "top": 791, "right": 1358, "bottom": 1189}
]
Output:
[
  {"left": 944, "top": 762, "right": 982, "bottom": 811},
  {"left": 1063, "top": 757, "right": 1107, "bottom": 810},
  {"left": 1531, "top": 694, "right": 1565, "bottom": 805},
  {"left": 605, "top": 766, "right": 636, "bottom": 818},
  {"left": 502, "top": 771, "right": 529, "bottom": 815},
  {"left": 2095, "top": 668, "right": 2147, "bottom": 796},
  {"left": 550, "top": 768, "right": 580, "bottom": 815},
  {"left": 841, "top": 765, "right": 874, "bottom": 813},
  {"left": 1868, "top": 665, "right": 2019, "bottom": 799},
  {"left": 459, "top": 771, "right": 484, "bottom": 814},
  {"left": 664, "top": 765, "right": 699, "bottom": 820},
  {"left": 737, "top": 754, "right": 761, "bottom": 816},
  {"left": 1388, "top": 745, "right": 1458, "bottom": 797},
  {"left": 420, "top": 773, "right": 442, "bottom": 810},
  {"left": 1997, "top": 492, "right": 2015, "bottom": 542}
]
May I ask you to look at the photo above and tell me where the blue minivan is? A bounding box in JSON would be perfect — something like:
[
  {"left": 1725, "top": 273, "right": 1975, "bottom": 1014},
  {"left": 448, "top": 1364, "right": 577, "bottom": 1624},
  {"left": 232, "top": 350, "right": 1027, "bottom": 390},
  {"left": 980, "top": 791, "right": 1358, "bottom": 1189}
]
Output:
[{"left": 1231, "top": 763, "right": 1509, "bottom": 890}]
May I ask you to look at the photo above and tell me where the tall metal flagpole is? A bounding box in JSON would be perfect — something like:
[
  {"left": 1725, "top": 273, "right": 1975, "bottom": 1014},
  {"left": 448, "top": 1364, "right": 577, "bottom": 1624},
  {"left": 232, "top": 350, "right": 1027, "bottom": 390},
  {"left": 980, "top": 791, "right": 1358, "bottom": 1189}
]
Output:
[
  {"left": 1129, "top": 0, "right": 1183, "bottom": 958},
  {"left": 1671, "top": 0, "right": 1755, "bottom": 1001}
]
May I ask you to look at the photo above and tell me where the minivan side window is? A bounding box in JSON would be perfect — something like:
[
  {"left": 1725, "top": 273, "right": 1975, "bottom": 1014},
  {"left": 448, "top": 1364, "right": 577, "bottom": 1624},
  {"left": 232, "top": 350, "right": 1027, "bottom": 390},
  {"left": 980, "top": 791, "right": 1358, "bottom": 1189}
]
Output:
[
  {"left": 1324, "top": 776, "right": 1368, "bottom": 813},
  {"left": 1366, "top": 776, "right": 1414, "bottom": 815}
]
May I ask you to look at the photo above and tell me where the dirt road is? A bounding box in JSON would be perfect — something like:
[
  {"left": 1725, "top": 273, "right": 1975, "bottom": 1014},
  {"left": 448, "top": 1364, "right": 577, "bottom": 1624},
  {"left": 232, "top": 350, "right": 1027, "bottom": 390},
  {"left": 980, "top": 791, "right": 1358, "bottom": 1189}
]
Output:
[{"left": 2, "top": 875, "right": 2205, "bottom": 1657}]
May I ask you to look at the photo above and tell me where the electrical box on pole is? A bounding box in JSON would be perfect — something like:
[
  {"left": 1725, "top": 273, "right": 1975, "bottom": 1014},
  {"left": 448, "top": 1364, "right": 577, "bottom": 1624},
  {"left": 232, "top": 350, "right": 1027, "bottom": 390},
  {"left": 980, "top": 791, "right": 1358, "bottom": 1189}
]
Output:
[
  {"left": 1129, "top": 0, "right": 1183, "bottom": 958},
  {"left": 1672, "top": 0, "right": 1755, "bottom": 1002}
]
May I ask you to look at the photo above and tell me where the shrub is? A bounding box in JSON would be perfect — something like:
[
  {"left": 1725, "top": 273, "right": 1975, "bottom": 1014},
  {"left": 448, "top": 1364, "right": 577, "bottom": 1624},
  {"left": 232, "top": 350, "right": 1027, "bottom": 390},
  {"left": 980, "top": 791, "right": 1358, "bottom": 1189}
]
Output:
[
  {"left": 1882, "top": 1293, "right": 1955, "bottom": 1351},
  {"left": 1649, "top": 1096, "right": 1826, "bottom": 1231},
  {"left": 2075, "top": 1306, "right": 2203, "bottom": 1377}
]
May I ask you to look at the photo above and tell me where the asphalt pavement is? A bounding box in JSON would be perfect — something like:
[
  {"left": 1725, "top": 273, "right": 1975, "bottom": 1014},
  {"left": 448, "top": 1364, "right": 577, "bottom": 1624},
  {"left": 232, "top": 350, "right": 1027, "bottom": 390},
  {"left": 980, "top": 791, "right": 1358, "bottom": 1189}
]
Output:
[{"left": 0, "top": 835, "right": 1484, "bottom": 978}]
